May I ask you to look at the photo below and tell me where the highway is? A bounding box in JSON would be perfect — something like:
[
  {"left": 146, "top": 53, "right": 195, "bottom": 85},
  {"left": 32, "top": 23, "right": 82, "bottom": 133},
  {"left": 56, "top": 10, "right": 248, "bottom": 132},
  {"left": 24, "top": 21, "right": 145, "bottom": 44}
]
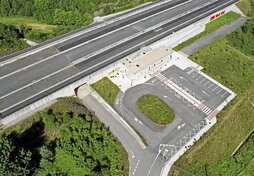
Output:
[{"left": 0, "top": 0, "right": 238, "bottom": 119}]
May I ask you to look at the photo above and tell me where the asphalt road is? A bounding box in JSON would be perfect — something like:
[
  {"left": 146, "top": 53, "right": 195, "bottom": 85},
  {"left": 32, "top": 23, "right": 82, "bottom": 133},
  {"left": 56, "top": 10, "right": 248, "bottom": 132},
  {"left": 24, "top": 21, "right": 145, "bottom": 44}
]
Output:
[
  {"left": 0, "top": 0, "right": 238, "bottom": 118},
  {"left": 114, "top": 65, "right": 232, "bottom": 175},
  {"left": 181, "top": 16, "right": 247, "bottom": 56}
]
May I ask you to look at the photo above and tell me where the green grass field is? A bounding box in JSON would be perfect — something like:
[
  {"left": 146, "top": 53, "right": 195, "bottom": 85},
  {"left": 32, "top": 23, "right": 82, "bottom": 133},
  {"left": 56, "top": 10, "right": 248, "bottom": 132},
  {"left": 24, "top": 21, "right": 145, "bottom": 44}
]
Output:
[
  {"left": 169, "top": 30, "right": 254, "bottom": 175},
  {"left": 137, "top": 95, "right": 175, "bottom": 125},
  {"left": 237, "top": 0, "right": 254, "bottom": 18},
  {"left": 91, "top": 77, "right": 120, "bottom": 107},
  {"left": 173, "top": 11, "right": 241, "bottom": 51},
  {"left": 0, "top": 17, "right": 56, "bottom": 33}
]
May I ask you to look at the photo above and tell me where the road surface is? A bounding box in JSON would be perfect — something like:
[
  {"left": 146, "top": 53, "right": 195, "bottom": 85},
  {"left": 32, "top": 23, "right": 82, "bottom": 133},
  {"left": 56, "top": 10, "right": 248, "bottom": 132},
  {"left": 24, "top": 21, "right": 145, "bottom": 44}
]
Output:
[{"left": 0, "top": 0, "right": 238, "bottom": 120}]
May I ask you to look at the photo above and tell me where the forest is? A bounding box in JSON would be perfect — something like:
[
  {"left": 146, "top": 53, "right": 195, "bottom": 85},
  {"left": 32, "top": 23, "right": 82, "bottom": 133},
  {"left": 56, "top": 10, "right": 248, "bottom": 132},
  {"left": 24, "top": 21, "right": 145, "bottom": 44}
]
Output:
[
  {"left": 0, "top": 0, "right": 152, "bottom": 42},
  {"left": 0, "top": 23, "right": 29, "bottom": 56},
  {"left": 0, "top": 0, "right": 153, "bottom": 56},
  {"left": 0, "top": 97, "right": 128, "bottom": 176}
]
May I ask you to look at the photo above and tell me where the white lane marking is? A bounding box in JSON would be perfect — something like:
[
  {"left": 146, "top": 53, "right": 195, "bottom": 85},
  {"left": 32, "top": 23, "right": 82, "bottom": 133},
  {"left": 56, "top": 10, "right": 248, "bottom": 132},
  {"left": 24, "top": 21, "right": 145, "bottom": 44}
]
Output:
[
  {"left": 163, "top": 149, "right": 169, "bottom": 156},
  {"left": 203, "top": 108, "right": 211, "bottom": 115},
  {"left": 206, "top": 109, "right": 212, "bottom": 115},
  {"left": 200, "top": 78, "right": 206, "bottom": 83},
  {"left": 0, "top": 66, "right": 72, "bottom": 99},
  {"left": 208, "top": 83, "right": 214, "bottom": 88},
  {"left": 2, "top": 0, "right": 235, "bottom": 112},
  {"left": 217, "top": 88, "right": 223, "bottom": 95},
  {"left": 204, "top": 80, "right": 210, "bottom": 86},
  {"left": 163, "top": 95, "right": 171, "bottom": 101},
  {"left": 133, "top": 160, "right": 140, "bottom": 175},
  {"left": 201, "top": 90, "right": 210, "bottom": 97},
  {"left": 0, "top": 0, "right": 190, "bottom": 67},
  {"left": 1, "top": 0, "right": 193, "bottom": 80},
  {"left": 179, "top": 76, "right": 187, "bottom": 81},
  {"left": 191, "top": 72, "right": 198, "bottom": 78},
  {"left": 131, "top": 150, "right": 135, "bottom": 159},
  {"left": 147, "top": 150, "right": 161, "bottom": 176},
  {"left": 213, "top": 85, "right": 219, "bottom": 91},
  {"left": 134, "top": 118, "right": 143, "bottom": 125},
  {"left": 201, "top": 106, "right": 207, "bottom": 111},
  {"left": 221, "top": 91, "right": 228, "bottom": 97},
  {"left": 195, "top": 75, "right": 202, "bottom": 80},
  {"left": 177, "top": 123, "right": 186, "bottom": 130}
]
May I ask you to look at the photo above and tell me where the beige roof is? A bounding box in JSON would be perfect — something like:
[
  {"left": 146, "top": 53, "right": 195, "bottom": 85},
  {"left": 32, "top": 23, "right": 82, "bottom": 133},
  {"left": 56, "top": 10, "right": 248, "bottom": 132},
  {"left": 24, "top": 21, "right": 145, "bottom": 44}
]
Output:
[{"left": 123, "top": 46, "right": 172, "bottom": 73}]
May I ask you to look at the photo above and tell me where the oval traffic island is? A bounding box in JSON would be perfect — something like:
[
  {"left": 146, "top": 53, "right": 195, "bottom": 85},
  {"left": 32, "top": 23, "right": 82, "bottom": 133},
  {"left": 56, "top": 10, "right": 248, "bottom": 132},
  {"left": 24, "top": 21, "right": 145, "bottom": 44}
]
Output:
[{"left": 137, "top": 94, "right": 175, "bottom": 125}]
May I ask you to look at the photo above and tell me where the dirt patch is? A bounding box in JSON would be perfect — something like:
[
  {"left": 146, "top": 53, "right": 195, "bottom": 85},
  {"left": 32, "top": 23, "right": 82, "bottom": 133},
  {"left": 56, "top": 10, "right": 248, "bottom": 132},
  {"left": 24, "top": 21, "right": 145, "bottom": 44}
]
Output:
[{"left": 24, "top": 22, "right": 56, "bottom": 31}]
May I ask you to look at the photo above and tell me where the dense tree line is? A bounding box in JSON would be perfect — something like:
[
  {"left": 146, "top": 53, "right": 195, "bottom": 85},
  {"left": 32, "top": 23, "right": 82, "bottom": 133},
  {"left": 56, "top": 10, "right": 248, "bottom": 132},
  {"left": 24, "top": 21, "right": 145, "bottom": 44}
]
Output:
[
  {"left": 227, "top": 20, "right": 254, "bottom": 56},
  {"left": 0, "top": 0, "right": 152, "bottom": 26},
  {"left": 0, "top": 23, "right": 29, "bottom": 56},
  {"left": 0, "top": 97, "right": 128, "bottom": 176}
]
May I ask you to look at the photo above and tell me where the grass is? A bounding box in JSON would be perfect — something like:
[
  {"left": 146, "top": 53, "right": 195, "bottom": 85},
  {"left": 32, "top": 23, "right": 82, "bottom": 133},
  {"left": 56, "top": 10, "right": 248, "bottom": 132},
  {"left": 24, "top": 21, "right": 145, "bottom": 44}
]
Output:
[
  {"left": 137, "top": 95, "right": 175, "bottom": 125},
  {"left": 0, "top": 17, "right": 56, "bottom": 33},
  {"left": 239, "top": 158, "right": 254, "bottom": 176},
  {"left": 168, "top": 35, "right": 254, "bottom": 175},
  {"left": 237, "top": 0, "right": 254, "bottom": 18},
  {"left": 91, "top": 77, "right": 120, "bottom": 107},
  {"left": 173, "top": 11, "right": 241, "bottom": 51}
]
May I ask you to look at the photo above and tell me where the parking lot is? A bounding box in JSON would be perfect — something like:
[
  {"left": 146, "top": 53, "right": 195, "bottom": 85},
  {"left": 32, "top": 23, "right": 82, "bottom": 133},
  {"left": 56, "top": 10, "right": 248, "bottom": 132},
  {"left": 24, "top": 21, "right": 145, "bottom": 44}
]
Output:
[{"left": 115, "top": 64, "right": 233, "bottom": 163}]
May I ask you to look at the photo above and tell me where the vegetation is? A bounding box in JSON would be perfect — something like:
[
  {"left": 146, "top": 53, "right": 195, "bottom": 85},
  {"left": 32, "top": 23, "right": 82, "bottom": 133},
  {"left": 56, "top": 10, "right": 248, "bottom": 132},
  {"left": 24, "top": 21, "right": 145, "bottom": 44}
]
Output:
[
  {"left": 173, "top": 11, "right": 241, "bottom": 51},
  {"left": 91, "top": 77, "right": 120, "bottom": 107},
  {"left": 137, "top": 95, "right": 175, "bottom": 125},
  {"left": 0, "top": 0, "right": 153, "bottom": 43},
  {"left": 226, "top": 20, "right": 254, "bottom": 56},
  {"left": 237, "top": 0, "right": 254, "bottom": 18},
  {"left": 0, "top": 17, "right": 56, "bottom": 32},
  {"left": 0, "top": 97, "right": 128, "bottom": 176},
  {"left": 169, "top": 20, "right": 254, "bottom": 176},
  {"left": 0, "top": 23, "right": 29, "bottom": 57}
]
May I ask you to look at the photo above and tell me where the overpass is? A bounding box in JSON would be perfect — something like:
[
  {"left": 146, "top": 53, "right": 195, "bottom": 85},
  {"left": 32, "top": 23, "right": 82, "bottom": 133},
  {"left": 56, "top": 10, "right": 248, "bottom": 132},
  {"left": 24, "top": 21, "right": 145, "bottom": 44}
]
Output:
[{"left": 0, "top": 0, "right": 239, "bottom": 122}]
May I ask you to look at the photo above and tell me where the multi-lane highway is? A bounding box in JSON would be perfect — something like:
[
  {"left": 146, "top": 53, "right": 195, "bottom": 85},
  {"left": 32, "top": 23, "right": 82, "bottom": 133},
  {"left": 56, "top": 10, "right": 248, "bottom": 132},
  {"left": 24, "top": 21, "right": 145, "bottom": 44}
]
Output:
[{"left": 0, "top": 0, "right": 238, "bottom": 119}]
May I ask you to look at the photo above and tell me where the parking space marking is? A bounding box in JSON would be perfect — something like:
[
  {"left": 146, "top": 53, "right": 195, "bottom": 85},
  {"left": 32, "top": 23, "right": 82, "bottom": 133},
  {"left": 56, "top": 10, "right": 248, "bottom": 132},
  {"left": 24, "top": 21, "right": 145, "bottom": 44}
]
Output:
[
  {"left": 216, "top": 88, "right": 223, "bottom": 95},
  {"left": 195, "top": 75, "right": 202, "bottom": 80},
  {"left": 191, "top": 72, "right": 198, "bottom": 77},
  {"left": 204, "top": 80, "right": 210, "bottom": 86},
  {"left": 221, "top": 91, "right": 228, "bottom": 97},
  {"left": 200, "top": 78, "right": 206, "bottom": 83},
  {"left": 213, "top": 85, "right": 219, "bottom": 91},
  {"left": 208, "top": 83, "right": 214, "bottom": 88}
]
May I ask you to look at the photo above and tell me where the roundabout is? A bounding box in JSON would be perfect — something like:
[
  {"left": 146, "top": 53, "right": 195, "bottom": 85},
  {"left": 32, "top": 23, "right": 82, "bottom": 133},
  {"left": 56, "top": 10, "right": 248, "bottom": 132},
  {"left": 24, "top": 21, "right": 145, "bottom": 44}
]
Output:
[{"left": 137, "top": 94, "right": 175, "bottom": 125}]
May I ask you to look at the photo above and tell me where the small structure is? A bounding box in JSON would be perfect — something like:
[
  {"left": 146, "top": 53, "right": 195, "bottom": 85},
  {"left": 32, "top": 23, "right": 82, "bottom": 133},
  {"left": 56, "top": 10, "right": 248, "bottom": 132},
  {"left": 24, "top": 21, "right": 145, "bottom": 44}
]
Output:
[{"left": 122, "top": 46, "right": 173, "bottom": 80}]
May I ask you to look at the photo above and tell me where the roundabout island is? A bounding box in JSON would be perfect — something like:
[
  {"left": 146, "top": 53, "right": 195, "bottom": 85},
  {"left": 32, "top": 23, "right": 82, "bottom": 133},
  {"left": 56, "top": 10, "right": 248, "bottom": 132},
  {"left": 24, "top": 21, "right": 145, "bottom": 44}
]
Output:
[{"left": 137, "top": 94, "right": 175, "bottom": 125}]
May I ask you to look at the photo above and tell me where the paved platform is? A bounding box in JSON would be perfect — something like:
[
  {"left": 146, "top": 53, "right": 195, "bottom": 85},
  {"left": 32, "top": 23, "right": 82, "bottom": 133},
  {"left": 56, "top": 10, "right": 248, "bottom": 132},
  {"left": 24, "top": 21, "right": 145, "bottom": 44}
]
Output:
[{"left": 181, "top": 16, "right": 247, "bottom": 56}]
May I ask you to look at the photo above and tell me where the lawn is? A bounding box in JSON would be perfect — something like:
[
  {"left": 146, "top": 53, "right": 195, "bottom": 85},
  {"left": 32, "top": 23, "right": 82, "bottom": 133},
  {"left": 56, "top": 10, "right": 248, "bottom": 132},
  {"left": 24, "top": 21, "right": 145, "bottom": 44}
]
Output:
[
  {"left": 137, "top": 94, "right": 175, "bottom": 125},
  {"left": 173, "top": 11, "right": 241, "bottom": 51},
  {"left": 168, "top": 26, "right": 254, "bottom": 175},
  {"left": 91, "top": 77, "right": 120, "bottom": 107},
  {"left": 0, "top": 17, "right": 56, "bottom": 33}
]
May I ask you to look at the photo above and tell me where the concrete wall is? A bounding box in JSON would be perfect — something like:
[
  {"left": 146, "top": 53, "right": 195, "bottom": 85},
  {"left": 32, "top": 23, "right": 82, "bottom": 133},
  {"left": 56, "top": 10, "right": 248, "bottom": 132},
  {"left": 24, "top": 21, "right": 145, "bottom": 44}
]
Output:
[{"left": 1, "top": 61, "right": 121, "bottom": 128}]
